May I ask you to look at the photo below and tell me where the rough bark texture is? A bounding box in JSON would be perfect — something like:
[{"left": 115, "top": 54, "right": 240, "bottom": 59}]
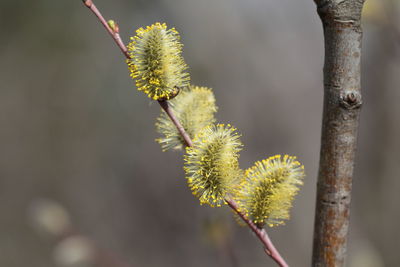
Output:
[{"left": 312, "top": 0, "right": 365, "bottom": 266}]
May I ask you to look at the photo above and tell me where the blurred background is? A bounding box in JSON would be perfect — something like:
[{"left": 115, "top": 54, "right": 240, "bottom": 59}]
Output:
[{"left": 0, "top": 0, "right": 399, "bottom": 266}]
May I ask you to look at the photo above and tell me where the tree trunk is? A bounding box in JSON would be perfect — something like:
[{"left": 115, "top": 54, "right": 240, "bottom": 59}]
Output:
[{"left": 312, "top": 0, "right": 365, "bottom": 266}]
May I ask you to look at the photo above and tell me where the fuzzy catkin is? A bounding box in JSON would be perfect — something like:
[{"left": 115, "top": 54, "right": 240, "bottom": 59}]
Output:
[
  {"left": 127, "top": 22, "right": 190, "bottom": 100},
  {"left": 156, "top": 85, "right": 217, "bottom": 151},
  {"left": 184, "top": 124, "right": 243, "bottom": 207},
  {"left": 234, "top": 155, "right": 305, "bottom": 227}
]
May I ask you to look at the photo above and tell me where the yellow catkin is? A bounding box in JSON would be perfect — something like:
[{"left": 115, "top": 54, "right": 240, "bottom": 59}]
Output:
[
  {"left": 156, "top": 85, "right": 217, "bottom": 151},
  {"left": 184, "top": 124, "right": 243, "bottom": 207},
  {"left": 126, "top": 23, "right": 190, "bottom": 100},
  {"left": 234, "top": 155, "right": 305, "bottom": 227}
]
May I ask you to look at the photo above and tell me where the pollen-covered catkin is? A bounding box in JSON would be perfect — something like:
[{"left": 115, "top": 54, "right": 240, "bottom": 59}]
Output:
[
  {"left": 156, "top": 85, "right": 217, "bottom": 151},
  {"left": 184, "top": 124, "right": 243, "bottom": 207},
  {"left": 127, "top": 22, "right": 190, "bottom": 100},
  {"left": 234, "top": 155, "right": 305, "bottom": 227}
]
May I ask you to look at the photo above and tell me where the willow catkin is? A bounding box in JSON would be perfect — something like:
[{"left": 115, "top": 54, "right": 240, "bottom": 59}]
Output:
[
  {"left": 127, "top": 22, "right": 190, "bottom": 100},
  {"left": 184, "top": 124, "right": 243, "bottom": 207},
  {"left": 156, "top": 85, "right": 217, "bottom": 151},
  {"left": 234, "top": 155, "right": 305, "bottom": 227}
]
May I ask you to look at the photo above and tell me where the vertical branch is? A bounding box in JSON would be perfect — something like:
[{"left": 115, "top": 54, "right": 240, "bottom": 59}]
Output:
[{"left": 312, "top": 0, "right": 365, "bottom": 266}]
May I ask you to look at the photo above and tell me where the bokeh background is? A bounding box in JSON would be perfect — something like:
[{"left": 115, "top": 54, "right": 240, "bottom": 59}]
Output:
[{"left": 0, "top": 0, "right": 399, "bottom": 266}]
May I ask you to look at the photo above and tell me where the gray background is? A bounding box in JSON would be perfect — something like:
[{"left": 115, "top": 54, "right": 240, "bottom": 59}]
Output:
[{"left": 0, "top": 0, "right": 399, "bottom": 266}]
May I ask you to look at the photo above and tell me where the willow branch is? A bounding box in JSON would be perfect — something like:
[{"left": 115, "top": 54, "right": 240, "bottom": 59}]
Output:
[
  {"left": 158, "top": 100, "right": 193, "bottom": 147},
  {"left": 81, "top": 1, "right": 287, "bottom": 266},
  {"left": 226, "top": 199, "right": 288, "bottom": 267},
  {"left": 82, "top": 0, "right": 193, "bottom": 148},
  {"left": 82, "top": 0, "right": 130, "bottom": 59},
  {"left": 312, "top": 0, "right": 365, "bottom": 266}
]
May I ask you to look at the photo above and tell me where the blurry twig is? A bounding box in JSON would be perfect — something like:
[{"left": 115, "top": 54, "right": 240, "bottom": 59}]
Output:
[
  {"left": 203, "top": 217, "right": 239, "bottom": 267},
  {"left": 29, "top": 199, "right": 132, "bottom": 267},
  {"left": 383, "top": 0, "right": 400, "bottom": 45},
  {"left": 81, "top": 1, "right": 288, "bottom": 266}
]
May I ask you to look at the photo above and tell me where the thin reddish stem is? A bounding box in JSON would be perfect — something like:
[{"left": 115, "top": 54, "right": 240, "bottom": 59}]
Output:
[
  {"left": 226, "top": 199, "right": 289, "bottom": 267},
  {"left": 81, "top": 1, "right": 288, "bottom": 266},
  {"left": 158, "top": 100, "right": 193, "bottom": 147},
  {"left": 82, "top": 0, "right": 130, "bottom": 59}
]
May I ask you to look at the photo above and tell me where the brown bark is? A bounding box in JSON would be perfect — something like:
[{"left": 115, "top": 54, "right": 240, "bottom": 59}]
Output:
[{"left": 312, "top": 1, "right": 365, "bottom": 266}]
